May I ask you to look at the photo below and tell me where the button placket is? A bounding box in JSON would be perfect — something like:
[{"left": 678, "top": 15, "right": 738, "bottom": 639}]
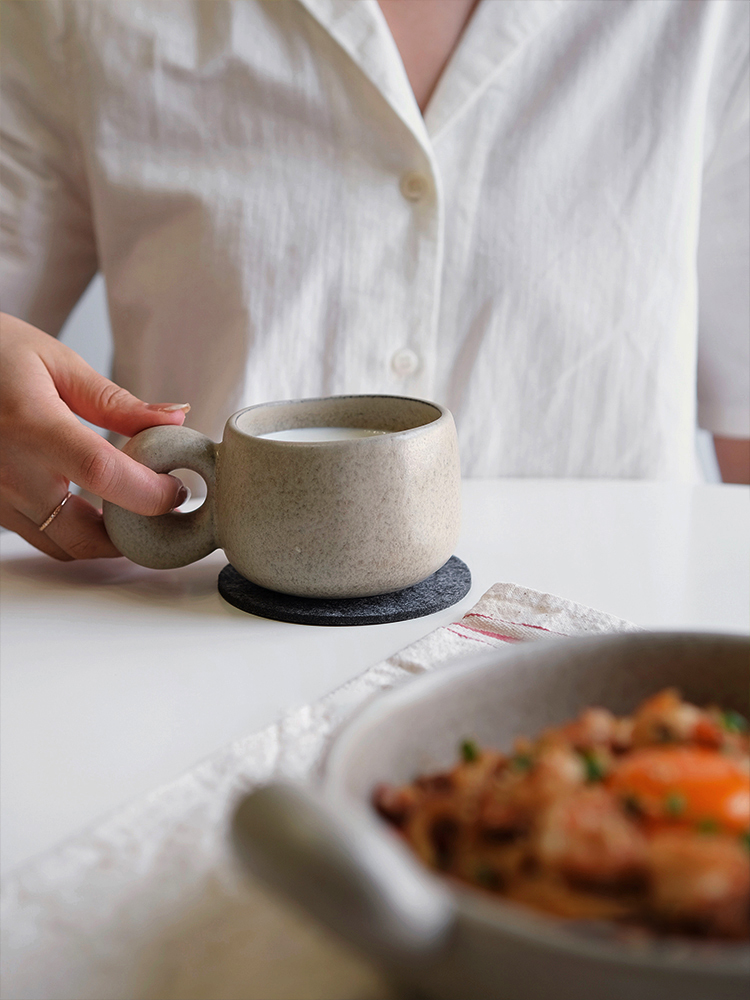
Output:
[{"left": 385, "top": 156, "right": 444, "bottom": 396}]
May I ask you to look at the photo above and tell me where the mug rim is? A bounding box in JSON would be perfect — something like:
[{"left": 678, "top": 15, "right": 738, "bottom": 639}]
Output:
[{"left": 226, "top": 394, "right": 449, "bottom": 443}]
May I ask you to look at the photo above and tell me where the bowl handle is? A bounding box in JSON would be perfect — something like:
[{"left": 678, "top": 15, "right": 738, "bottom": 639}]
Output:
[{"left": 231, "top": 783, "right": 454, "bottom": 961}]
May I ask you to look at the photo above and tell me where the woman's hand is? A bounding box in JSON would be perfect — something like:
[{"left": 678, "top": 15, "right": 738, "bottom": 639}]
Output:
[{"left": 0, "top": 313, "right": 190, "bottom": 560}]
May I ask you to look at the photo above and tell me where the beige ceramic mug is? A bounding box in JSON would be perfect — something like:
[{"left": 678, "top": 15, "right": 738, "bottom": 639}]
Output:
[{"left": 102, "top": 395, "right": 461, "bottom": 598}]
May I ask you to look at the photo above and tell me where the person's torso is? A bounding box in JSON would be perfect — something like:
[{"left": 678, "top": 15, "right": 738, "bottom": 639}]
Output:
[{"left": 65, "top": 0, "right": 731, "bottom": 478}]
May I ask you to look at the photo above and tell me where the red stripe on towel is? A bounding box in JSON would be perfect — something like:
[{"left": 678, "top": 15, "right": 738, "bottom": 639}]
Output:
[
  {"left": 460, "top": 624, "right": 521, "bottom": 643},
  {"left": 468, "top": 613, "right": 568, "bottom": 637}
]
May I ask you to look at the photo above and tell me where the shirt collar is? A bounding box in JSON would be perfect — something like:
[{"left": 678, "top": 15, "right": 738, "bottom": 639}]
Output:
[
  {"left": 424, "top": 0, "right": 567, "bottom": 140},
  {"left": 296, "top": 0, "right": 430, "bottom": 150},
  {"left": 296, "top": 0, "right": 567, "bottom": 148}
]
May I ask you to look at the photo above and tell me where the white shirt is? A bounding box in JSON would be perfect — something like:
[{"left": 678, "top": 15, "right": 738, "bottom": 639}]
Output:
[{"left": 2, "top": 0, "right": 748, "bottom": 479}]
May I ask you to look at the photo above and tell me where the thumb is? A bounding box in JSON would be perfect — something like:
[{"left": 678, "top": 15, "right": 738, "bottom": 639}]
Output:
[{"left": 54, "top": 348, "right": 190, "bottom": 437}]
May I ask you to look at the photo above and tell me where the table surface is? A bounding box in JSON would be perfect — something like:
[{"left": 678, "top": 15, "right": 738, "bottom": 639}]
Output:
[{"left": 1, "top": 478, "right": 748, "bottom": 877}]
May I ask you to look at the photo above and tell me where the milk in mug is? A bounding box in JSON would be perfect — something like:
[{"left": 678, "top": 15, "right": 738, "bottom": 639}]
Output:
[{"left": 258, "top": 427, "right": 386, "bottom": 442}]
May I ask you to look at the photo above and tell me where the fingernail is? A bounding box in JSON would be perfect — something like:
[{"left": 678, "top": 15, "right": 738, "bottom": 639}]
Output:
[
  {"left": 172, "top": 485, "right": 191, "bottom": 509},
  {"left": 148, "top": 403, "right": 191, "bottom": 413}
]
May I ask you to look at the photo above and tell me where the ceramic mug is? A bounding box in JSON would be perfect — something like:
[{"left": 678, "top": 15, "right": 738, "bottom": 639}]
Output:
[{"left": 102, "top": 395, "right": 462, "bottom": 598}]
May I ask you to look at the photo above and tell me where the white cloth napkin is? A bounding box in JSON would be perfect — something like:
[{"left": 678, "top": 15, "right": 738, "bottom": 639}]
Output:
[{"left": 0, "top": 584, "right": 639, "bottom": 1000}]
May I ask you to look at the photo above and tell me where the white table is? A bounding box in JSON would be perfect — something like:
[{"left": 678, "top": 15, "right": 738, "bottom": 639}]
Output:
[{"left": 1, "top": 479, "right": 748, "bottom": 877}]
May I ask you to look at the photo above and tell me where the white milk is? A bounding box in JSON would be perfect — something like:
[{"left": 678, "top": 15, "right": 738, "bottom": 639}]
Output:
[{"left": 258, "top": 426, "right": 387, "bottom": 442}]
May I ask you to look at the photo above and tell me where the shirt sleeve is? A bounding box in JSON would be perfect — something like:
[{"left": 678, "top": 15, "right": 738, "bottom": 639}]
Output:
[
  {"left": 0, "top": 0, "right": 98, "bottom": 336},
  {"left": 696, "top": 1, "right": 750, "bottom": 439}
]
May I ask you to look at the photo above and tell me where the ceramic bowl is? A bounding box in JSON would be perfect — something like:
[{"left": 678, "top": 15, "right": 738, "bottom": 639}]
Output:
[{"left": 232, "top": 631, "right": 750, "bottom": 1000}]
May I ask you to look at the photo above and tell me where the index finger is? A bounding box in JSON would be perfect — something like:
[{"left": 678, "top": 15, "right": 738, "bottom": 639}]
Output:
[{"left": 42, "top": 412, "right": 185, "bottom": 515}]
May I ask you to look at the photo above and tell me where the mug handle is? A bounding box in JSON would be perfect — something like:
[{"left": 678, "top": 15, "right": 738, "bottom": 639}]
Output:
[{"left": 102, "top": 425, "right": 218, "bottom": 569}]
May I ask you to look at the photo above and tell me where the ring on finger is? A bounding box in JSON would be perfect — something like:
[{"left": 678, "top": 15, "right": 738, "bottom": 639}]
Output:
[{"left": 39, "top": 491, "right": 73, "bottom": 533}]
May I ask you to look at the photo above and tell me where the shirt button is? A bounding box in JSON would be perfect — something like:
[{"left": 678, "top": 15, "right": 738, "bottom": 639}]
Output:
[
  {"left": 391, "top": 347, "right": 420, "bottom": 377},
  {"left": 399, "top": 171, "right": 429, "bottom": 202}
]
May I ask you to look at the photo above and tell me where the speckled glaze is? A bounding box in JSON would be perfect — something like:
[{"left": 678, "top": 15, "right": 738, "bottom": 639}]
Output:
[{"left": 102, "top": 395, "right": 461, "bottom": 598}]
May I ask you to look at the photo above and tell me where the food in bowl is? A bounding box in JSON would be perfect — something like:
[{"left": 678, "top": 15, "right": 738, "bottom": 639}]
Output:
[{"left": 374, "top": 689, "right": 750, "bottom": 940}]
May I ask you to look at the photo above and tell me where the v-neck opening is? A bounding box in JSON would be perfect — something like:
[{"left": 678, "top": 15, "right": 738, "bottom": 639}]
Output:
[
  {"left": 375, "top": 0, "right": 484, "bottom": 122},
  {"left": 295, "top": 0, "right": 567, "bottom": 147}
]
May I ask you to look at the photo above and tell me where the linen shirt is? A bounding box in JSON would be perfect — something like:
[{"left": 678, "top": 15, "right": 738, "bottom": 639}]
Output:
[{"left": 2, "top": 0, "right": 748, "bottom": 479}]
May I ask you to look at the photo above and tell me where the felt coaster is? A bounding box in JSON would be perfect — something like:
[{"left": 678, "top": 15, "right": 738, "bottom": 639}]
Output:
[{"left": 217, "top": 556, "right": 471, "bottom": 626}]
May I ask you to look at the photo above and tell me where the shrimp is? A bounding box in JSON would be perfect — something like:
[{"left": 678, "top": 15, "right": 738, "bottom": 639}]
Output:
[
  {"left": 647, "top": 831, "right": 750, "bottom": 939},
  {"left": 478, "top": 743, "right": 586, "bottom": 835},
  {"left": 631, "top": 689, "right": 724, "bottom": 749},
  {"left": 533, "top": 786, "right": 648, "bottom": 887},
  {"left": 556, "top": 707, "right": 634, "bottom": 753}
]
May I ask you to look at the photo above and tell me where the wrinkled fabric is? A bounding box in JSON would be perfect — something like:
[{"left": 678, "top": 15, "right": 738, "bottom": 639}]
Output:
[{"left": 1, "top": 0, "right": 748, "bottom": 478}]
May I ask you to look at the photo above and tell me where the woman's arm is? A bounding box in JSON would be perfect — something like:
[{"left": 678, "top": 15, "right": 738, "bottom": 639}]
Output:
[{"left": 714, "top": 436, "right": 750, "bottom": 485}]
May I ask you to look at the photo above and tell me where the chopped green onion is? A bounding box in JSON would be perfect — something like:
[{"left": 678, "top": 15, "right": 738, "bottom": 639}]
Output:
[
  {"left": 578, "top": 749, "right": 606, "bottom": 782},
  {"left": 460, "top": 739, "right": 479, "bottom": 763},
  {"left": 696, "top": 818, "right": 719, "bottom": 834},
  {"left": 511, "top": 753, "right": 533, "bottom": 772},
  {"left": 721, "top": 710, "right": 749, "bottom": 734},
  {"left": 664, "top": 792, "right": 686, "bottom": 817}
]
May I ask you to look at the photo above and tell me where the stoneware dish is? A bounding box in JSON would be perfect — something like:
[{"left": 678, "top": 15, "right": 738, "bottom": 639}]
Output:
[
  {"left": 103, "top": 394, "right": 461, "bottom": 598},
  {"left": 232, "top": 631, "right": 750, "bottom": 1000}
]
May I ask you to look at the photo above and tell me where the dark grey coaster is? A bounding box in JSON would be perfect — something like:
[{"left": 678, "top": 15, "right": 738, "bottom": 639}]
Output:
[{"left": 218, "top": 556, "right": 471, "bottom": 626}]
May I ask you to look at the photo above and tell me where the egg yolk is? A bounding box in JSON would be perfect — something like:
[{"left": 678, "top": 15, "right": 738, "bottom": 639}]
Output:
[{"left": 609, "top": 746, "right": 750, "bottom": 833}]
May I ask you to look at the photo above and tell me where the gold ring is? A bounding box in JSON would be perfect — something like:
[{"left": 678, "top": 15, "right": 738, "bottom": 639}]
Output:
[{"left": 39, "top": 491, "right": 73, "bottom": 532}]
